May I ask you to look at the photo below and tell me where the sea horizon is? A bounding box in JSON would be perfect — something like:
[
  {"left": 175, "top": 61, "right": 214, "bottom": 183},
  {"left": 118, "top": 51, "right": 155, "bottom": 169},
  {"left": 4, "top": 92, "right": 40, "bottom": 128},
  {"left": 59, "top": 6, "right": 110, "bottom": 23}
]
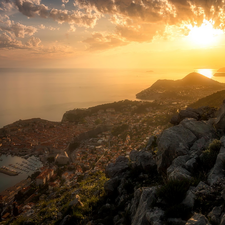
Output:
[{"left": 0, "top": 67, "right": 224, "bottom": 129}]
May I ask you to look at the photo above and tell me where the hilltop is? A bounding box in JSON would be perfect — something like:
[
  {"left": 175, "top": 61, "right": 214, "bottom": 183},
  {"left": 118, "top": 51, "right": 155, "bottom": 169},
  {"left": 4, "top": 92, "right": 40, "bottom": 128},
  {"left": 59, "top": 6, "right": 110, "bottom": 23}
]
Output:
[{"left": 136, "top": 72, "right": 225, "bottom": 102}]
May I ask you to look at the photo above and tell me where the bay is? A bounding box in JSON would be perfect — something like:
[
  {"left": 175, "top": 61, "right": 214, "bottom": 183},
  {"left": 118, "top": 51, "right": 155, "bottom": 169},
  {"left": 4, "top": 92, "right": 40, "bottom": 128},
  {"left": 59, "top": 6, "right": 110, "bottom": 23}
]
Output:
[{"left": 0, "top": 155, "right": 43, "bottom": 193}]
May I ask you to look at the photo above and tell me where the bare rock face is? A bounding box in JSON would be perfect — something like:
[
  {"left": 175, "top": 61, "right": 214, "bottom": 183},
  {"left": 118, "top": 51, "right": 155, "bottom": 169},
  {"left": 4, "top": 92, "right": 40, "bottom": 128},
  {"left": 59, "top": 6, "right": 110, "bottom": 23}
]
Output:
[
  {"left": 104, "top": 176, "right": 120, "bottom": 194},
  {"left": 146, "top": 207, "right": 164, "bottom": 225},
  {"left": 170, "top": 107, "right": 217, "bottom": 125},
  {"left": 167, "top": 155, "right": 192, "bottom": 180},
  {"left": 207, "top": 147, "right": 225, "bottom": 186},
  {"left": 131, "top": 187, "right": 157, "bottom": 225},
  {"left": 156, "top": 124, "right": 197, "bottom": 175},
  {"left": 130, "top": 150, "right": 156, "bottom": 172},
  {"left": 180, "top": 119, "right": 216, "bottom": 139},
  {"left": 207, "top": 206, "right": 223, "bottom": 225},
  {"left": 185, "top": 213, "right": 210, "bottom": 225},
  {"left": 105, "top": 156, "right": 129, "bottom": 178},
  {"left": 214, "top": 101, "right": 225, "bottom": 131}
]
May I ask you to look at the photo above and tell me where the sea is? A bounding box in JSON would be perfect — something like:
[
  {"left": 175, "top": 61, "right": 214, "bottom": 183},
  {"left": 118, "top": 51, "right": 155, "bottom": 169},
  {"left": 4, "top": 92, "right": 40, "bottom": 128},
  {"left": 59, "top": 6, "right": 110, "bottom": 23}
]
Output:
[
  {"left": 0, "top": 67, "right": 225, "bottom": 192},
  {"left": 0, "top": 155, "right": 43, "bottom": 193}
]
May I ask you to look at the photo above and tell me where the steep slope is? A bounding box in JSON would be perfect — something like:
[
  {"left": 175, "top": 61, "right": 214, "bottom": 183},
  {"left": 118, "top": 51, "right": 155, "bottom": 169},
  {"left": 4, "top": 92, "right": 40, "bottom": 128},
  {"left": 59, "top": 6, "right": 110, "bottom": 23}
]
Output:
[{"left": 188, "top": 90, "right": 225, "bottom": 109}]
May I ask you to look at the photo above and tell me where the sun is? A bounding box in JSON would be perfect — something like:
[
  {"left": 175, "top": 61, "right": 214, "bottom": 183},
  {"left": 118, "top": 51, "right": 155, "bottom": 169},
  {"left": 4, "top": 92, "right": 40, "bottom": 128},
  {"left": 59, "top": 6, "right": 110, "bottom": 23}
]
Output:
[{"left": 187, "top": 19, "right": 223, "bottom": 47}]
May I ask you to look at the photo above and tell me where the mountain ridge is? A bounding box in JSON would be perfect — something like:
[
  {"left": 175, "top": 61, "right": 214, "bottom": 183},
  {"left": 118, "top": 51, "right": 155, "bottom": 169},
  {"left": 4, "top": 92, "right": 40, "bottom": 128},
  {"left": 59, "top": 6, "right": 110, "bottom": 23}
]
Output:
[{"left": 136, "top": 72, "right": 225, "bottom": 101}]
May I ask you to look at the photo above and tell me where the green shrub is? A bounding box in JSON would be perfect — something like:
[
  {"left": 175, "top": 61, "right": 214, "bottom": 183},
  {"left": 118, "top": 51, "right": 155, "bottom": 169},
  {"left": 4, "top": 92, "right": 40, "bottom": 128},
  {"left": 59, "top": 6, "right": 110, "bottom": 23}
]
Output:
[
  {"left": 200, "top": 139, "right": 221, "bottom": 172},
  {"left": 157, "top": 179, "right": 190, "bottom": 206},
  {"left": 208, "top": 139, "right": 221, "bottom": 153}
]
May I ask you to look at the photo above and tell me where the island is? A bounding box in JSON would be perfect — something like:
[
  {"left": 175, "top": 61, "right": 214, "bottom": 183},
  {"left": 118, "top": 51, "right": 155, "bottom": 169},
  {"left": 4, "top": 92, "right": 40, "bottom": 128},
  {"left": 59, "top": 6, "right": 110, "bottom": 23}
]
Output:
[{"left": 214, "top": 67, "right": 225, "bottom": 76}]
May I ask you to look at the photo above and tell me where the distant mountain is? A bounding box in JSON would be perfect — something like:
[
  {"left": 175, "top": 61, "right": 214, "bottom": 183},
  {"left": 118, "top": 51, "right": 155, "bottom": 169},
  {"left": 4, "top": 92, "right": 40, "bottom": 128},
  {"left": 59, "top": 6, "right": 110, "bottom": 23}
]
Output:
[
  {"left": 188, "top": 90, "right": 225, "bottom": 109},
  {"left": 136, "top": 72, "right": 225, "bottom": 101},
  {"left": 180, "top": 72, "right": 222, "bottom": 86},
  {"left": 214, "top": 67, "right": 225, "bottom": 76}
]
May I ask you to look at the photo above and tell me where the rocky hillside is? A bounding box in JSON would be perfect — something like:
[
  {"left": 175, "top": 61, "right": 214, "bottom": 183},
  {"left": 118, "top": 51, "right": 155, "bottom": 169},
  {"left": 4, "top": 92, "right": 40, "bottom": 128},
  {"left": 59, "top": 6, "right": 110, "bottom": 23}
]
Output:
[
  {"left": 136, "top": 72, "right": 225, "bottom": 101},
  {"left": 79, "top": 99, "right": 225, "bottom": 225}
]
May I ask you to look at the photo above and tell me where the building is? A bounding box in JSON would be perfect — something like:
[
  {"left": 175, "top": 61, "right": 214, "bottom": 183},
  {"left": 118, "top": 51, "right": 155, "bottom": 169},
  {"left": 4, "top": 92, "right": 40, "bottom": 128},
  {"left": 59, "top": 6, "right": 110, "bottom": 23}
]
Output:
[
  {"left": 36, "top": 168, "right": 54, "bottom": 185},
  {"left": 55, "top": 151, "right": 70, "bottom": 165}
]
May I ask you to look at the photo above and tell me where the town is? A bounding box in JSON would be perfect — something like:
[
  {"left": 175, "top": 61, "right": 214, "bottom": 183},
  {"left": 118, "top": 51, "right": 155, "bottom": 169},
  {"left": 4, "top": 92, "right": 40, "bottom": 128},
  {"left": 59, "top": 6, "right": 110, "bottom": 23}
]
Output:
[{"left": 0, "top": 99, "right": 183, "bottom": 223}]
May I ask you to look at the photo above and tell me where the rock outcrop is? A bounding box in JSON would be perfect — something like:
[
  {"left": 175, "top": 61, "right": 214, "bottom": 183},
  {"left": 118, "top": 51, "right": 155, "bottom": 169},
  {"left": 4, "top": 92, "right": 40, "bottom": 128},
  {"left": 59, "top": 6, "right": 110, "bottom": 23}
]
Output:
[{"left": 97, "top": 99, "right": 225, "bottom": 225}]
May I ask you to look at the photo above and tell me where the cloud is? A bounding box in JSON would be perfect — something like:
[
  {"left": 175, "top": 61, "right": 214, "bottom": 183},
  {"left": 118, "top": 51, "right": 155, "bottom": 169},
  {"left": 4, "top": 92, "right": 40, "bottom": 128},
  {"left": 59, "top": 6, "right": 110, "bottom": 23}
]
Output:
[
  {"left": 26, "top": 36, "right": 41, "bottom": 47},
  {"left": 0, "top": 0, "right": 16, "bottom": 12},
  {"left": 14, "top": 0, "right": 49, "bottom": 18},
  {"left": 0, "top": 21, "right": 37, "bottom": 38},
  {"left": 0, "top": 32, "right": 24, "bottom": 49},
  {"left": 0, "top": 31, "right": 73, "bottom": 55},
  {"left": 83, "top": 32, "right": 128, "bottom": 51},
  {"left": 49, "top": 9, "right": 100, "bottom": 27},
  {"left": 38, "top": 24, "right": 60, "bottom": 31},
  {"left": 13, "top": 0, "right": 100, "bottom": 28},
  {"left": 69, "top": 24, "right": 76, "bottom": 32},
  {"left": 74, "top": 0, "right": 225, "bottom": 29}
]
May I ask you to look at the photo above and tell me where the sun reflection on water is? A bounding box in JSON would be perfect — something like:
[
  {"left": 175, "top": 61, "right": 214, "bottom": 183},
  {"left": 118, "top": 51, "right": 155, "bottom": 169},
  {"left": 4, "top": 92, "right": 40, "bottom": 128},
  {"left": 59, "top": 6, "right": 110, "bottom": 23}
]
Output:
[{"left": 196, "top": 69, "right": 214, "bottom": 78}]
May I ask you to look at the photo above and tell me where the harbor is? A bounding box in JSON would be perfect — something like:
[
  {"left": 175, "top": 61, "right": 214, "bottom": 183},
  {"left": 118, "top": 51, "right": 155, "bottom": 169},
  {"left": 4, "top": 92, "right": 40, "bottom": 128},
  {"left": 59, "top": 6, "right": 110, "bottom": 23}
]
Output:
[
  {"left": 0, "top": 166, "right": 19, "bottom": 176},
  {"left": 0, "top": 154, "right": 43, "bottom": 193}
]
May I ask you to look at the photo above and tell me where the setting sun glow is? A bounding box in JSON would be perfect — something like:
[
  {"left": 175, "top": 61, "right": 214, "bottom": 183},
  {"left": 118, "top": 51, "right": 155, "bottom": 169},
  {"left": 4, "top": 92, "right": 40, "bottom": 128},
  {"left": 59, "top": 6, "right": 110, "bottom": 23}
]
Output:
[
  {"left": 187, "top": 20, "right": 223, "bottom": 47},
  {"left": 197, "top": 69, "right": 214, "bottom": 78}
]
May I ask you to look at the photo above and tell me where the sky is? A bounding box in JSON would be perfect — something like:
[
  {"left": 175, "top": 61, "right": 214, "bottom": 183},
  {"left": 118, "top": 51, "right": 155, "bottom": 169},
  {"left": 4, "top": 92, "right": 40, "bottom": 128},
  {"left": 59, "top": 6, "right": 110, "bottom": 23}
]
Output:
[{"left": 1, "top": 0, "right": 225, "bottom": 69}]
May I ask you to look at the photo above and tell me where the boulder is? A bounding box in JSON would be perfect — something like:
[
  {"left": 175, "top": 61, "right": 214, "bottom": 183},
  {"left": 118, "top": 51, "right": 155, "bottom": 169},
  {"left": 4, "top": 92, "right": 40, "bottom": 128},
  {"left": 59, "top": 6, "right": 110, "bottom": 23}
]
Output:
[
  {"left": 146, "top": 207, "right": 164, "bottom": 225},
  {"left": 220, "top": 214, "right": 225, "bottom": 225},
  {"left": 185, "top": 213, "right": 210, "bottom": 225},
  {"left": 214, "top": 102, "right": 225, "bottom": 131},
  {"left": 157, "top": 125, "right": 197, "bottom": 174},
  {"left": 207, "top": 147, "right": 225, "bottom": 186},
  {"left": 167, "top": 155, "right": 190, "bottom": 175},
  {"left": 145, "top": 135, "right": 157, "bottom": 150},
  {"left": 130, "top": 150, "right": 140, "bottom": 162},
  {"left": 190, "top": 137, "right": 208, "bottom": 156},
  {"left": 208, "top": 206, "right": 223, "bottom": 225},
  {"left": 130, "top": 149, "right": 156, "bottom": 172},
  {"left": 168, "top": 167, "right": 192, "bottom": 181},
  {"left": 179, "top": 108, "right": 199, "bottom": 120},
  {"left": 131, "top": 187, "right": 157, "bottom": 225},
  {"left": 105, "top": 156, "right": 129, "bottom": 178},
  {"left": 130, "top": 188, "right": 142, "bottom": 220},
  {"left": 104, "top": 176, "right": 120, "bottom": 194},
  {"left": 170, "top": 113, "right": 181, "bottom": 125},
  {"left": 185, "top": 157, "right": 198, "bottom": 173},
  {"left": 182, "top": 186, "right": 196, "bottom": 209},
  {"left": 136, "top": 151, "right": 156, "bottom": 172},
  {"left": 194, "top": 181, "right": 211, "bottom": 196},
  {"left": 180, "top": 119, "right": 215, "bottom": 139}
]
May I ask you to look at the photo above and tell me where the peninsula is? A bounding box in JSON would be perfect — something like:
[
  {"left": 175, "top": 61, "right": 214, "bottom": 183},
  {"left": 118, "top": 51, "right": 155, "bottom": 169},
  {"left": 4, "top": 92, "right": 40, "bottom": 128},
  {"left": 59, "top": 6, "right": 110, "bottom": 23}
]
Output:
[{"left": 136, "top": 72, "right": 225, "bottom": 102}]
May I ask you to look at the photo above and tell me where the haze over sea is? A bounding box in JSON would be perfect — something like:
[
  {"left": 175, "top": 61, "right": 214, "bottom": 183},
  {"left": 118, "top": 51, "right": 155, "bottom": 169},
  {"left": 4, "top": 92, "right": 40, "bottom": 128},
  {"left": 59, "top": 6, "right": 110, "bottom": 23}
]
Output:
[{"left": 1, "top": 67, "right": 225, "bottom": 128}]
